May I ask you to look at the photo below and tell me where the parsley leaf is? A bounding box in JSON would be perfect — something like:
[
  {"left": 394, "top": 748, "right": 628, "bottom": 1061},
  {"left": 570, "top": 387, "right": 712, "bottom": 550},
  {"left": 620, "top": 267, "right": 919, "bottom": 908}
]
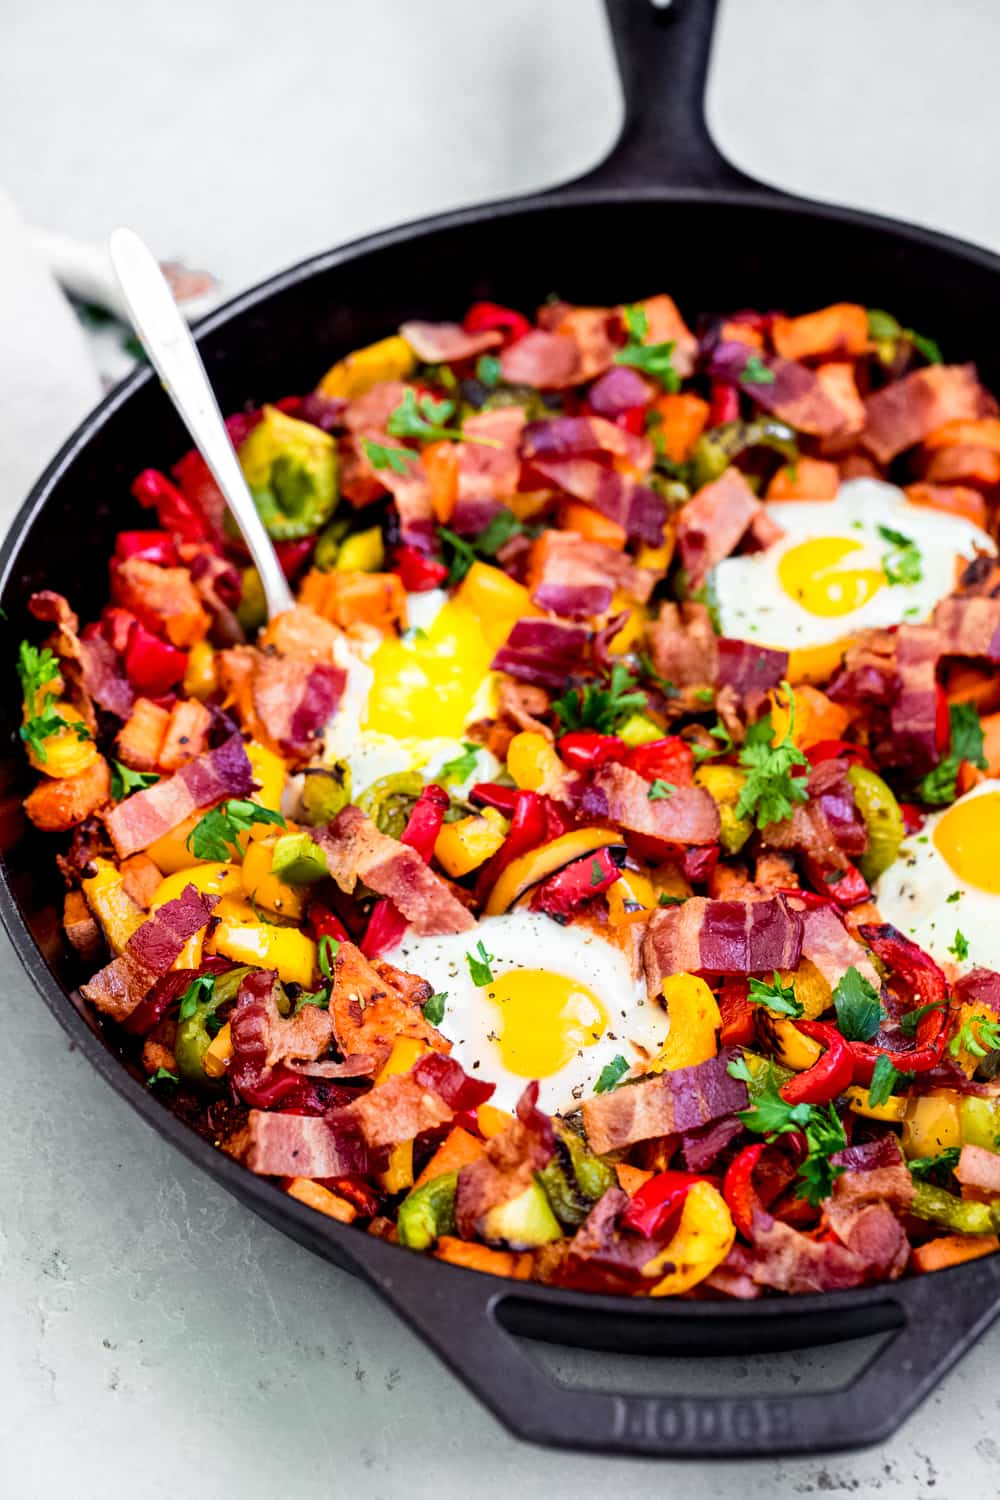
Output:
[
  {"left": 294, "top": 987, "right": 330, "bottom": 1015},
  {"left": 186, "top": 799, "right": 286, "bottom": 861},
  {"left": 178, "top": 974, "right": 215, "bottom": 1022},
  {"left": 867, "top": 309, "right": 943, "bottom": 365},
  {"left": 832, "top": 966, "right": 885, "bottom": 1042},
  {"left": 728, "top": 1053, "right": 846, "bottom": 1206},
  {"left": 110, "top": 761, "right": 160, "bottom": 800},
  {"left": 795, "top": 1104, "right": 848, "bottom": 1207},
  {"left": 877, "top": 524, "right": 923, "bottom": 586},
  {"left": 422, "top": 991, "right": 447, "bottom": 1026},
  {"left": 916, "top": 702, "right": 986, "bottom": 806},
  {"left": 387, "top": 388, "right": 502, "bottom": 448},
  {"left": 439, "top": 742, "right": 480, "bottom": 785},
  {"left": 594, "top": 1054, "right": 630, "bottom": 1093},
  {"left": 552, "top": 663, "right": 647, "bottom": 735},
  {"left": 899, "top": 999, "right": 948, "bottom": 1037},
  {"left": 748, "top": 971, "right": 803, "bottom": 1018},
  {"left": 16, "top": 639, "right": 90, "bottom": 763},
  {"left": 907, "top": 1147, "right": 961, "bottom": 1183},
  {"left": 658, "top": 892, "right": 687, "bottom": 906},
  {"left": 949, "top": 1012, "right": 1000, "bottom": 1060},
  {"left": 17, "top": 640, "right": 60, "bottom": 702},
  {"left": 362, "top": 436, "right": 419, "bottom": 476},
  {"left": 949, "top": 930, "right": 969, "bottom": 962},
  {"left": 692, "top": 720, "right": 736, "bottom": 764},
  {"left": 615, "top": 304, "right": 681, "bottom": 391},
  {"left": 466, "top": 940, "right": 495, "bottom": 986},
  {"left": 741, "top": 353, "right": 776, "bottom": 386},
  {"left": 735, "top": 687, "right": 809, "bottom": 829},
  {"left": 867, "top": 1053, "right": 900, "bottom": 1108},
  {"left": 475, "top": 354, "right": 502, "bottom": 388},
  {"left": 735, "top": 1066, "right": 812, "bottom": 1137},
  {"left": 636, "top": 651, "right": 679, "bottom": 701},
  {"left": 439, "top": 509, "right": 525, "bottom": 585},
  {"left": 647, "top": 779, "right": 676, "bottom": 801},
  {"left": 147, "top": 1066, "right": 179, "bottom": 1087}
]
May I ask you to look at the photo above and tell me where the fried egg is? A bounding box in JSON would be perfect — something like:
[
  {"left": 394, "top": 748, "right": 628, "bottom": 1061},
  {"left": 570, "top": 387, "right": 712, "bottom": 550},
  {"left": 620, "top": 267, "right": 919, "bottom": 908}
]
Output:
[
  {"left": 714, "top": 479, "right": 993, "bottom": 658},
  {"left": 383, "top": 911, "right": 670, "bottom": 1114},
  {"left": 874, "top": 779, "right": 1000, "bottom": 972},
  {"left": 322, "top": 589, "right": 501, "bottom": 797}
]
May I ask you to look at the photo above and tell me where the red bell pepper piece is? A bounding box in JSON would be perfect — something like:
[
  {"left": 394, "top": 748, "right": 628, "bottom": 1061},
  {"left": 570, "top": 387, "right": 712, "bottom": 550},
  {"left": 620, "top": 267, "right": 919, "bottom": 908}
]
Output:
[
  {"left": 804, "top": 739, "right": 874, "bottom": 769},
  {"left": 623, "top": 736, "right": 695, "bottom": 786},
  {"left": 802, "top": 857, "right": 870, "bottom": 910},
  {"left": 934, "top": 683, "right": 951, "bottom": 753},
  {"left": 899, "top": 801, "right": 926, "bottom": 837},
  {"left": 274, "top": 537, "right": 316, "bottom": 581},
  {"left": 779, "top": 1020, "right": 854, "bottom": 1106},
  {"left": 708, "top": 380, "right": 740, "bottom": 426},
  {"left": 723, "top": 1142, "right": 766, "bottom": 1240},
  {"left": 621, "top": 1170, "right": 715, "bottom": 1239},
  {"left": 115, "top": 530, "right": 179, "bottom": 567},
  {"left": 682, "top": 843, "right": 720, "bottom": 884},
  {"left": 718, "top": 977, "right": 756, "bottom": 1047},
  {"left": 361, "top": 785, "right": 450, "bottom": 957},
  {"left": 131, "top": 467, "right": 213, "bottom": 544},
  {"left": 394, "top": 544, "right": 448, "bottom": 592},
  {"left": 124, "top": 621, "right": 188, "bottom": 696},
  {"left": 463, "top": 300, "right": 531, "bottom": 344},
  {"left": 273, "top": 394, "right": 304, "bottom": 418},
  {"left": 306, "top": 902, "right": 350, "bottom": 946},
  {"left": 531, "top": 845, "right": 624, "bottom": 919},
  {"left": 469, "top": 782, "right": 520, "bottom": 815},
  {"left": 775, "top": 886, "right": 838, "bottom": 912},
  {"left": 614, "top": 407, "right": 647, "bottom": 436},
  {"left": 846, "top": 923, "right": 949, "bottom": 1080},
  {"left": 557, "top": 732, "right": 626, "bottom": 772}
]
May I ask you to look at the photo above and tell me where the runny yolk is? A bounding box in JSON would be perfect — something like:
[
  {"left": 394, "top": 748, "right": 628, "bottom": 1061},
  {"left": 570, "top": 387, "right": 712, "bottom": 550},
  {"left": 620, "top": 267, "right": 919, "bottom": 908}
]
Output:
[
  {"left": 485, "top": 969, "right": 608, "bottom": 1078},
  {"left": 363, "top": 600, "right": 495, "bottom": 739},
  {"left": 778, "top": 537, "right": 886, "bottom": 617},
  {"left": 933, "top": 790, "right": 1000, "bottom": 894}
]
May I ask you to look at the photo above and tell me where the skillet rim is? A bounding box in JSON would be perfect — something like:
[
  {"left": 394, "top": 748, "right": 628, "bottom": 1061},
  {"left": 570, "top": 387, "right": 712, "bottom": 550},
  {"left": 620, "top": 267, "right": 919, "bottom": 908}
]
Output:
[{"left": 3, "top": 178, "right": 1000, "bottom": 1327}]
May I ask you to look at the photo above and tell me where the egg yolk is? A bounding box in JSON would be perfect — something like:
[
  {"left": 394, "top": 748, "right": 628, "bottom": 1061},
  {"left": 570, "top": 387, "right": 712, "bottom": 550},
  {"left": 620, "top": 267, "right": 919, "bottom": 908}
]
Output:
[
  {"left": 363, "top": 600, "right": 495, "bottom": 739},
  {"left": 485, "top": 969, "right": 608, "bottom": 1078},
  {"left": 933, "top": 790, "right": 1000, "bottom": 894},
  {"left": 778, "top": 537, "right": 886, "bottom": 617}
]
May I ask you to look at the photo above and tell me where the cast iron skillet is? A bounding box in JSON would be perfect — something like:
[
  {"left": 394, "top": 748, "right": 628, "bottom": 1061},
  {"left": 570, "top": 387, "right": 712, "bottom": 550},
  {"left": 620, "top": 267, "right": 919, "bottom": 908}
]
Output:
[{"left": 2, "top": 0, "right": 1000, "bottom": 1459}]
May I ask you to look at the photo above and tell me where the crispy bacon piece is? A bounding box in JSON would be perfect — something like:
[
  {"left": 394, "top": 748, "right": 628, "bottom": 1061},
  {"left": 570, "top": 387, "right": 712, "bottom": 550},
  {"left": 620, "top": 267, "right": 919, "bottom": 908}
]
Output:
[
  {"left": 219, "top": 646, "right": 345, "bottom": 762},
  {"left": 399, "top": 320, "right": 502, "bottom": 363},
  {"left": 648, "top": 601, "right": 719, "bottom": 691},
  {"left": 716, "top": 638, "right": 789, "bottom": 695},
  {"left": 862, "top": 364, "right": 995, "bottom": 464},
  {"left": 585, "top": 763, "right": 720, "bottom": 846},
  {"left": 237, "top": 1111, "right": 371, "bottom": 1178},
  {"left": 826, "top": 628, "right": 897, "bottom": 706},
  {"left": 643, "top": 896, "right": 804, "bottom": 987},
  {"left": 558, "top": 1187, "right": 658, "bottom": 1294},
  {"left": 330, "top": 941, "right": 446, "bottom": 1064},
  {"left": 80, "top": 886, "right": 218, "bottom": 1021},
  {"left": 103, "top": 733, "right": 253, "bottom": 858},
  {"left": 312, "top": 806, "right": 475, "bottom": 935},
  {"left": 29, "top": 590, "right": 134, "bottom": 723},
  {"left": 799, "top": 905, "right": 880, "bottom": 992},
  {"left": 588, "top": 365, "right": 655, "bottom": 419},
  {"left": 527, "top": 531, "right": 655, "bottom": 619},
  {"left": 675, "top": 469, "right": 765, "bottom": 590},
  {"left": 228, "top": 967, "right": 342, "bottom": 1082},
  {"left": 457, "top": 408, "right": 525, "bottom": 499},
  {"left": 500, "top": 329, "right": 581, "bottom": 389},
  {"left": 330, "top": 1068, "right": 455, "bottom": 1150},
  {"left": 112, "top": 555, "right": 210, "bottom": 648},
  {"left": 522, "top": 415, "right": 653, "bottom": 473},
  {"left": 343, "top": 381, "right": 409, "bottom": 435},
  {"left": 746, "top": 1210, "right": 908, "bottom": 1294},
  {"left": 581, "top": 1048, "right": 747, "bottom": 1155},
  {"left": 953, "top": 967, "right": 1000, "bottom": 1016},
  {"left": 257, "top": 604, "right": 346, "bottom": 664},
  {"left": 527, "top": 458, "right": 666, "bottom": 545},
  {"left": 538, "top": 303, "right": 620, "bottom": 381},
  {"left": 955, "top": 1144, "right": 1000, "bottom": 1196},
  {"left": 455, "top": 1082, "right": 555, "bottom": 1239},
  {"left": 710, "top": 344, "right": 864, "bottom": 437},
  {"left": 890, "top": 623, "right": 940, "bottom": 771},
  {"left": 491, "top": 618, "right": 592, "bottom": 692},
  {"left": 933, "top": 596, "right": 1000, "bottom": 662}
]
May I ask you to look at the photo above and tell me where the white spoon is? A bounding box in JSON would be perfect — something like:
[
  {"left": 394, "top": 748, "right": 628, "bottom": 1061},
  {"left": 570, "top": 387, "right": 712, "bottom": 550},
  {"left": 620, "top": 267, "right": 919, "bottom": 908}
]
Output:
[{"left": 108, "top": 226, "right": 294, "bottom": 620}]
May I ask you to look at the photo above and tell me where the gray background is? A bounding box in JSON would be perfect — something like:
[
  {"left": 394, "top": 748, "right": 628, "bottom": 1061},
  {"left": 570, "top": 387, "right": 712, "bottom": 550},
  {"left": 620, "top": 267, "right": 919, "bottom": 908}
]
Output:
[{"left": 2, "top": 1, "right": 1000, "bottom": 1495}]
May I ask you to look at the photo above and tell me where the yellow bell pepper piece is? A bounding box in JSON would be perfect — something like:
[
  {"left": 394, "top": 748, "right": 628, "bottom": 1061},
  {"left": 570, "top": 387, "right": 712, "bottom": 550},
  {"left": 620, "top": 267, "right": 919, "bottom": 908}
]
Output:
[
  {"left": 81, "top": 858, "right": 145, "bottom": 955},
  {"left": 434, "top": 807, "right": 508, "bottom": 879},
  {"left": 605, "top": 595, "right": 648, "bottom": 655},
  {"left": 454, "top": 561, "right": 539, "bottom": 649},
  {"left": 643, "top": 1182, "right": 736, "bottom": 1296},
  {"left": 651, "top": 974, "right": 721, "bottom": 1071},
  {"left": 606, "top": 869, "right": 658, "bottom": 926},
  {"left": 845, "top": 1085, "right": 907, "bottom": 1122},
  {"left": 334, "top": 526, "right": 385, "bottom": 573},
  {"left": 617, "top": 712, "right": 665, "bottom": 747},
  {"left": 317, "top": 335, "right": 416, "bottom": 400},
  {"left": 285, "top": 1177, "right": 357, "bottom": 1222},
  {"left": 149, "top": 862, "right": 245, "bottom": 968},
  {"left": 202, "top": 1022, "right": 233, "bottom": 1079},
  {"left": 787, "top": 638, "right": 856, "bottom": 687},
  {"left": 245, "top": 739, "right": 287, "bottom": 821},
  {"left": 241, "top": 836, "right": 306, "bottom": 921},
  {"left": 758, "top": 1014, "right": 824, "bottom": 1071},
  {"left": 27, "top": 700, "right": 99, "bottom": 778},
  {"left": 782, "top": 959, "right": 832, "bottom": 1020},
  {"left": 380, "top": 1140, "right": 415, "bottom": 1194},
  {"left": 484, "top": 828, "right": 623, "bottom": 917},
  {"left": 208, "top": 909, "right": 317, "bottom": 987},
  {"left": 476, "top": 1103, "right": 515, "bottom": 1138},
  {"left": 376, "top": 1035, "right": 430, "bottom": 1084},
  {"left": 146, "top": 811, "right": 205, "bottom": 874},
  {"left": 506, "top": 731, "right": 566, "bottom": 794},
  {"left": 636, "top": 536, "right": 675, "bottom": 572},
  {"left": 182, "top": 640, "right": 217, "bottom": 700},
  {"left": 901, "top": 1090, "right": 964, "bottom": 1158}
]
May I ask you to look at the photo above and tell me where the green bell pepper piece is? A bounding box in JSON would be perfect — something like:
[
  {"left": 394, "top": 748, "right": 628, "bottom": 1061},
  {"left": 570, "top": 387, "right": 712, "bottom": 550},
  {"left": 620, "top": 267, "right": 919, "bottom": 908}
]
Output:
[{"left": 397, "top": 1171, "right": 458, "bottom": 1251}]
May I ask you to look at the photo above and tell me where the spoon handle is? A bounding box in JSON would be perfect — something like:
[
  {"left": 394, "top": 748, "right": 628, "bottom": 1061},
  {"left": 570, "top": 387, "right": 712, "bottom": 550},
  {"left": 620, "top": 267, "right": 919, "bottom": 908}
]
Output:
[{"left": 108, "top": 226, "right": 294, "bottom": 620}]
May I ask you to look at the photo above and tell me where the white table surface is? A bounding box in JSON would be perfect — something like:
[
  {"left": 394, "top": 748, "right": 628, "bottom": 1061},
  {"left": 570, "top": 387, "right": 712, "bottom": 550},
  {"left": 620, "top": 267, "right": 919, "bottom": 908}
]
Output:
[{"left": 2, "top": 2, "right": 1000, "bottom": 1495}]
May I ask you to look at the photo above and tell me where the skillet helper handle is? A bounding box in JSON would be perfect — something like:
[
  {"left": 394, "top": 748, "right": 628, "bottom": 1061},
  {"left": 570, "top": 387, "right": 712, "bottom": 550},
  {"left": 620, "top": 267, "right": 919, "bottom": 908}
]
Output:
[
  {"left": 359, "top": 1240, "right": 1000, "bottom": 1456},
  {"left": 569, "top": 0, "right": 766, "bottom": 194}
]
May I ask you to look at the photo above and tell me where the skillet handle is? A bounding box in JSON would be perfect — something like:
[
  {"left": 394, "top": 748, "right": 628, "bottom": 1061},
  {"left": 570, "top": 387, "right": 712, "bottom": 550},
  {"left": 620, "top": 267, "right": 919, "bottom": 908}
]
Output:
[
  {"left": 564, "top": 0, "right": 767, "bottom": 195},
  {"left": 358, "top": 1238, "right": 1000, "bottom": 1456}
]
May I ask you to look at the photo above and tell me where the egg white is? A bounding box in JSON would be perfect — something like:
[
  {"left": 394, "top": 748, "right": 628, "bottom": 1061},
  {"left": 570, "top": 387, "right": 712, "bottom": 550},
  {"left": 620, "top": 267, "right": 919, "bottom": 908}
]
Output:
[
  {"left": 874, "top": 779, "right": 1000, "bottom": 973},
  {"left": 383, "top": 911, "right": 670, "bottom": 1115},
  {"left": 714, "top": 478, "right": 994, "bottom": 649}
]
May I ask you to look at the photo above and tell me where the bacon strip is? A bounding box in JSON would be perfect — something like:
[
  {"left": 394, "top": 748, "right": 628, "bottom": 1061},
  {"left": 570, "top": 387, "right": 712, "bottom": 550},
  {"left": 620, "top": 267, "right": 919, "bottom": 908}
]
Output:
[
  {"left": 29, "top": 590, "right": 134, "bottom": 723},
  {"left": 643, "top": 896, "right": 804, "bottom": 984},
  {"left": 312, "top": 806, "right": 474, "bottom": 935},
  {"left": 649, "top": 602, "right": 719, "bottom": 689},
  {"left": 330, "top": 941, "right": 446, "bottom": 1063},
  {"left": 933, "top": 596, "right": 1000, "bottom": 662},
  {"left": 581, "top": 1048, "right": 747, "bottom": 1155},
  {"left": 528, "top": 457, "right": 666, "bottom": 545},
  {"left": 716, "top": 638, "right": 789, "bottom": 695},
  {"left": 80, "top": 887, "right": 218, "bottom": 1021},
  {"left": 676, "top": 469, "right": 765, "bottom": 589},
  {"left": 862, "top": 364, "right": 994, "bottom": 464},
  {"left": 455, "top": 1082, "right": 555, "bottom": 1239},
  {"left": 746, "top": 1211, "right": 908, "bottom": 1294},
  {"left": 329, "top": 1068, "right": 455, "bottom": 1149},
  {"left": 399, "top": 320, "right": 502, "bottom": 363},
  {"left": 456, "top": 407, "right": 525, "bottom": 500},
  {"left": 586, "top": 763, "right": 720, "bottom": 846},
  {"left": 238, "top": 1111, "right": 371, "bottom": 1178},
  {"left": 800, "top": 905, "right": 881, "bottom": 992},
  {"left": 954, "top": 1144, "right": 1000, "bottom": 1196},
  {"left": 522, "top": 415, "right": 653, "bottom": 473},
  {"left": 500, "top": 329, "right": 581, "bottom": 389},
  {"left": 528, "top": 531, "right": 655, "bottom": 619},
  {"left": 491, "top": 618, "right": 592, "bottom": 692},
  {"left": 890, "top": 622, "right": 940, "bottom": 771},
  {"left": 103, "top": 733, "right": 254, "bottom": 858}
]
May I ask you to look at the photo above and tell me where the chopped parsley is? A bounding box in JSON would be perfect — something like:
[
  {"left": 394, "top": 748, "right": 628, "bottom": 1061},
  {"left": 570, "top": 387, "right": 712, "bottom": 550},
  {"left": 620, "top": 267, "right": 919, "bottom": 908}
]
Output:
[
  {"left": 949, "top": 1012, "right": 1000, "bottom": 1060},
  {"left": 735, "top": 686, "right": 809, "bottom": 829},
  {"left": 867, "top": 1053, "right": 901, "bottom": 1109},
  {"left": 867, "top": 308, "right": 942, "bottom": 365},
  {"left": 692, "top": 720, "right": 736, "bottom": 763},
  {"left": 438, "top": 509, "right": 526, "bottom": 585},
  {"left": 747, "top": 971, "right": 803, "bottom": 1018},
  {"left": 186, "top": 799, "right": 286, "bottom": 862},
  {"left": 832, "top": 966, "right": 885, "bottom": 1042},
  {"left": 110, "top": 761, "right": 160, "bottom": 800},
  {"left": 594, "top": 1054, "right": 630, "bottom": 1093},
  {"left": 422, "top": 991, "right": 447, "bottom": 1026},
  {"left": 916, "top": 702, "right": 986, "bottom": 806},
  {"left": 907, "top": 1148, "right": 961, "bottom": 1184},
  {"left": 740, "top": 353, "right": 776, "bottom": 386},
  {"left": 475, "top": 354, "right": 502, "bottom": 388},
  {"left": 178, "top": 974, "right": 215, "bottom": 1021},
  {"left": 658, "top": 892, "right": 687, "bottom": 906},
  {"left": 615, "top": 304, "right": 681, "bottom": 391},
  {"left": 439, "top": 742, "right": 480, "bottom": 785},
  {"left": 362, "top": 437, "right": 419, "bottom": 476},
  {"left": 147, "top": 1067, "right": 179, "bottom": 1088},
  {"left": 552, "top": 663, "right": 647, "bottom": 735},
  {"left": 877, "top": 524, "right": 923, "bottom": 586},
  {"left": 294, "top": 987, "right": 331, "bottom": 1015},
  {"left": 727, "top": 1054, "right": 847, "bottom": 1206},
  {"left": 899, "top": 999, "right": 948, "bottom": 1037},
  {"left": 16, "top": 639, "right": 90, "bottom": 763},
  {"left": 647, "top": 779, "right": 676, "bottom": 801},
  {"left": 386, "top": 389, "right": 502, "bottom": 448},
  {"left": 949, "top": 930, "right": 970, "bottom": 962},
  {"left": 466, "top": 940, "right": 495, "bottom": 986},
  {"left": 947, "top": 890, "right": 963, "bottom": 903}
]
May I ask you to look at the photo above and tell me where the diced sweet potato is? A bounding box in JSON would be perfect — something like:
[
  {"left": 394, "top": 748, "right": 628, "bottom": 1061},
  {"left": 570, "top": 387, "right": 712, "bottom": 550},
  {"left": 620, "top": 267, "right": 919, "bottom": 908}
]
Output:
[
  {"left": 771, "top": 303, "right": 869, "bottom": 362},
  {"left": 285, "top": 1177, "right": 357, "bottom": 1223},
  {"left": 25, "top": 756, "right": 111, "bottom": 832},
  {"left": 434, "top": 1236, "right": 533, "bottom": 1279},
  {"left": 413, "top": 1127, "right": 485, "bottom": 1191},
  {"left": 615, "top": 1162, "right": 654, "bottom": 1196},
  {"left": 158, "top": 699, "right": 212, "bottom": 772},
  {"left": 905, "top": 482, "right": 987, "bottom": 528},
  {"left": 923, "top": 445, "right": 1000, "bottom": 491},
  {"left": 910, "top": 1233, "right": 999, "bottom": 1273},
  {"left": 116, "top": 697, "right": 170, "bottom": 771},
  {"left": 649, "top": 392, "right": 710, "bottom": 465},
  {"left": 766, "top": 457, "right": 840, "bottom": 501},
  {"left": 298, "top": 569, "right": 407, "bottom": 633},
  {"left": 923, "top": 418, "right": 1000, "bottom": 452},
  {"left": 120, "top": 852, "right": 164, "bottom": 909}
]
